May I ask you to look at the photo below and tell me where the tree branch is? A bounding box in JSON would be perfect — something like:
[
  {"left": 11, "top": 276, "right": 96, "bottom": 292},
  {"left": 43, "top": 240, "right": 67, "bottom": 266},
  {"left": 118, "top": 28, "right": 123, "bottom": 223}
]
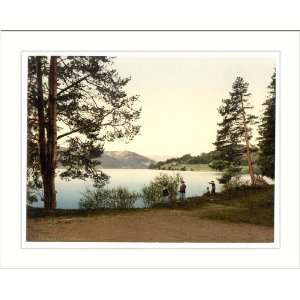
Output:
[
  {"left": 56, "top": 118, "right": 122, "bottom": 141},
  {"left": 57, "top": 75, "right": 89, "bottom": 97},
  {"left": 57, "top": 128, "right": 81, "bottom": 140}
]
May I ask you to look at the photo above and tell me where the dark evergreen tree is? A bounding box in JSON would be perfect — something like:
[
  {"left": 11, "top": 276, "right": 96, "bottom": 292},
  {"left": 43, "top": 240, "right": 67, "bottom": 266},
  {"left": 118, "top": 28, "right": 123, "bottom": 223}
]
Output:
[
  {"left": 210, "top": 77, "right": 256, "bottom": 184},
  {"left": 27, "top": 56, "right": 141, "bottom": 208},
  {"left": 257, "top": 70, "right": 276, "bottom": 179}
]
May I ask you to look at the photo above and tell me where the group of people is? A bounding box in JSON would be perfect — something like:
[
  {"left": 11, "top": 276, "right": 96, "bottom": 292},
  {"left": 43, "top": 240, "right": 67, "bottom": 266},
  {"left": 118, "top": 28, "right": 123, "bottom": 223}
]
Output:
[
  {"left": 161, "top": 179, "right": 216, "bottom": 203},
  {"left": 162, "top": 180, "right": 186, "bottom": 203}
]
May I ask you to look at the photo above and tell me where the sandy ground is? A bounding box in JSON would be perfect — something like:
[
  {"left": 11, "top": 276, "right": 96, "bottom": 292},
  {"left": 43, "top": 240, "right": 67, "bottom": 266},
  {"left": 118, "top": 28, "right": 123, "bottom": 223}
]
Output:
[{"left": 27, "top": 208, "right": 274, "bottom": 243}]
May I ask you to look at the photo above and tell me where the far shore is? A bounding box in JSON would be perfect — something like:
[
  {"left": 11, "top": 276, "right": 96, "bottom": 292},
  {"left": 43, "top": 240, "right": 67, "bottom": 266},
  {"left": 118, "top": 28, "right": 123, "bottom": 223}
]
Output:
[{"left": 56, "top": 165, "right": 223, "bottom": 172}]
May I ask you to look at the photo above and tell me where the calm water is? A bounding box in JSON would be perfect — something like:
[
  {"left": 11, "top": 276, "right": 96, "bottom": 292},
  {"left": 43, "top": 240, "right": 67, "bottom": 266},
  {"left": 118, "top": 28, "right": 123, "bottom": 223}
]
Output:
[{"left": 32, "top": 169, "right": 224, "bottom": 209}]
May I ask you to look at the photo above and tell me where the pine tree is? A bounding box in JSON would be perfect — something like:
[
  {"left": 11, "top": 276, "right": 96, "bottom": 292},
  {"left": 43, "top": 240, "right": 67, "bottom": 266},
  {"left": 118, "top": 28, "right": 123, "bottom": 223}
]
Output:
[
  {"left": 257, "top": 71, "right": 276, "bottom": 179},
  {"left": 27, "top": 56, "right": 141, "bottom": 209},
  {"left": 210, "top": 77, "right": 256, "bottom": 184}
]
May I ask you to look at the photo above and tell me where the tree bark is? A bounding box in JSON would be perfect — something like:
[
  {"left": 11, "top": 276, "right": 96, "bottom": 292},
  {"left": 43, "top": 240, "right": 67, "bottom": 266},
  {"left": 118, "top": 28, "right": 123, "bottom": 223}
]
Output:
[
  {"left": 240, "top": 95, "right": 255, "bottom": 185},
  {"left": 46, "top": 56, "right": 58, "bottom": 209},
  {"left": 35, "top": 57, "right": 50, "bottom": 208}
]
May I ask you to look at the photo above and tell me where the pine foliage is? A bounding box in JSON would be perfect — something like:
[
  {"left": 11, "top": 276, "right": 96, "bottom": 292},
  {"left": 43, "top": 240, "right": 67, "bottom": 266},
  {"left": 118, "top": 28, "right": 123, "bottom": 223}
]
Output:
[{"left": 257, "top": 71, "right": 276, "bottom": 179}]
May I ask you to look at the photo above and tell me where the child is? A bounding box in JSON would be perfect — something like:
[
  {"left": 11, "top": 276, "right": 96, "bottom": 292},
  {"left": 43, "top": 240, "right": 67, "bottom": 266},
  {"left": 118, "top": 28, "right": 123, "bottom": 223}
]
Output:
[
  {"left": 162, "top": 185, "right": 169, "bottom": 203},
  {"left": 206, "top": 186, "right": 210, "bottom": 195},
  {"left": 209, "top": 181, "right": 216, "bottom": 195},
  {"left": 179, "top": 180, "right": 187, "bottom": 200}
]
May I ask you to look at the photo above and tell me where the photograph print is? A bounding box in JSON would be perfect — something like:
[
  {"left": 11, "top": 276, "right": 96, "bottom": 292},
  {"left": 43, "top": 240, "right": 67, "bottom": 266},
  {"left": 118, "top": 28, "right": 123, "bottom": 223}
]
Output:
[{"left": 26, "top": 54, "right": 277, "bottom": 243}]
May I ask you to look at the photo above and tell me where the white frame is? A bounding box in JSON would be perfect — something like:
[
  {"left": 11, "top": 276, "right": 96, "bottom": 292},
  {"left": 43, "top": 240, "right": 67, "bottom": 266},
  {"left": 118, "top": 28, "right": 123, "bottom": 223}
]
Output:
[{"left": 0, "top": 31, "right": 299, "bottom": 268}]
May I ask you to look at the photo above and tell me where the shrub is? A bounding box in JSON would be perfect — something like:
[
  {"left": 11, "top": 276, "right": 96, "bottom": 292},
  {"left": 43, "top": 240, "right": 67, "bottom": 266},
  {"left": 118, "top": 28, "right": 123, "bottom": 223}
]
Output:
[
  {"left": 79, "top": 187, "right": 139, "bottom": 209},
  {"left": 27, "top": 189, "right": 39, "bottom": 205},
  {"left": 27, "top": 178, "right": 42, "bottom": 205},
  {"left": 27, "top": 185, "right": 42, "bottom": 205},
  {"left": 222, "top": 175, "right": 246, "bottom": 192},
  {"left": 142, "top": 184, "right": 162, "bottom": 208},
  {"left": 253, "top": 175, "right": 269, "bottom": 186},
  {"left": 209, "top": 159, "right": 228, "bottom": 171},
  {"left": 222, "top": 175, "right": 270, "bottom": 194},
  {"left": 217, "top": 165, "right": 242, "bottom": 184},
  {"left": 142, "top": 173, "right": 183, "bottom": 207}
]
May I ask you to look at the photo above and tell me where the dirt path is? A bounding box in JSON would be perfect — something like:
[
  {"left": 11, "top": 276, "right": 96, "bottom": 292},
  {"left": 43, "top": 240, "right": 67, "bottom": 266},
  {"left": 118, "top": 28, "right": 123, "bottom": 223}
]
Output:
[{"left": 27, "top": 208, "right": 274, "bottom": 242}]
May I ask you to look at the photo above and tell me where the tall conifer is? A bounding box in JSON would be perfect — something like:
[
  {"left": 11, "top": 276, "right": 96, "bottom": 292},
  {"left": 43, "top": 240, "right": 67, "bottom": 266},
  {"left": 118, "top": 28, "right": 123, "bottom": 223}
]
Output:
[
  {"left": 257, "top": 71, "right": 276, "bottom": 179},
  {"left": 211, "top": 77, "right": 256, "bottom": 184}
]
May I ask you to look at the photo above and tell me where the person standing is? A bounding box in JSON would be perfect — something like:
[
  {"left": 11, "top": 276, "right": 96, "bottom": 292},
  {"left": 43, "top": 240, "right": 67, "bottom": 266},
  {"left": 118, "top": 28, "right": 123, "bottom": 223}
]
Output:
[
  {"left": 162, "top": 185, "right": 169, "bottom": 203},
  {"left": 209, "top": 181, "right": 216, "bottom": 195},
  {"left": 179, "top": 180, "right": 187, "bottom": 200},
  {"left": 206, "top": 186, "right": 210, "bottom": 195}
]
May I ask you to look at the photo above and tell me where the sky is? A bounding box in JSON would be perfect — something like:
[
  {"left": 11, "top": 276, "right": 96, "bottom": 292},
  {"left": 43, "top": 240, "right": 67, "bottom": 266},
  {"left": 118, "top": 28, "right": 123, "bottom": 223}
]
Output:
[{"left": 105, "top": 54, "right": 276, "bottom": 159}]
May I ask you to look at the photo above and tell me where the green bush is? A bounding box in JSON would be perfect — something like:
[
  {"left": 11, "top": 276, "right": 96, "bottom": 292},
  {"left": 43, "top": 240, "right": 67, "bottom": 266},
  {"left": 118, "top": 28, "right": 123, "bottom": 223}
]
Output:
[
  {"left": 27, "top": 189, "right": 39, "bottom": 205},
  {"left": 79, "top": 187, "right": 139, "bottom": 209},
  {"left": 27, "top": 179, "right": 42, "bottom": 205},
  {"left": 142, "top": 173, "right": 183, "bottom": 208},
  {"left": 142, "top": 184, "right": 162, "bottom": 208},
  {"left": 209, "top": 159, "right": 228, "bottom": 171},
  {"left": 222, "top": 175, "right": 266, "bottom": 192},
  {"left": 222, "top": 175, "right": 246, "bottom": 192}
]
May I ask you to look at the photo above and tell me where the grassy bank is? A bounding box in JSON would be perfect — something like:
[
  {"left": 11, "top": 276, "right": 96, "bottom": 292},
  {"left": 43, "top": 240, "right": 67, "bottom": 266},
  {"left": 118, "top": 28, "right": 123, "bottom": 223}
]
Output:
[
  {"left": 199, "top": 185, "right": 274, "bottom": 226},
  {"left": 28, "top": 185, "right": 274, "bottom": 227}
]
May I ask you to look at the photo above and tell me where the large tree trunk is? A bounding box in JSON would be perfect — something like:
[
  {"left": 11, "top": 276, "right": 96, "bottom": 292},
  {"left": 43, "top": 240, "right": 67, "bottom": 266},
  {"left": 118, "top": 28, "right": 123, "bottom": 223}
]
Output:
[
  {"left": 46, "top": 56, "right": 58, "bottom": 209},
  {"left": 241, "top": 95, "right": 255, "bottom": 185},
  {"left": 35, "top": 57, "right": 50, "bottom": 208}
]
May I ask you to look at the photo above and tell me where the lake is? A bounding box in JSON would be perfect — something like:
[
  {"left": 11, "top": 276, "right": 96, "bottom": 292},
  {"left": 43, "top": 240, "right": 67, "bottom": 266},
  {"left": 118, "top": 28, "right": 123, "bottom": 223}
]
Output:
[{"left": 31, "top": 169, "right": 224, "bottom": 209}]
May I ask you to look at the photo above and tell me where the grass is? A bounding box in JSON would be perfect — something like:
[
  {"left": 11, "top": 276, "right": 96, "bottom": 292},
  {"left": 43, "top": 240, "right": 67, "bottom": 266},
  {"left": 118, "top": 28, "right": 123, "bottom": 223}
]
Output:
[
  {"left": 199, "top": 185, "right": 274, "bottom": 226},
  {"left": 201, "top": 207, "right": 274, "bottom": 226}
]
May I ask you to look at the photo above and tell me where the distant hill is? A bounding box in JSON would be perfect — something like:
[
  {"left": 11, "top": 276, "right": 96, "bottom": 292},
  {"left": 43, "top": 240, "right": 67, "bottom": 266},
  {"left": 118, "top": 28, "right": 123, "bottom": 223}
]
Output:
[
  {"left": 148, "top": 148, "right": 259, "bottom": 171},
  {"left": 148, "top": 151, "right": 220, "bottom": 170},
  {"left": 94, "top": 151, "right": 155, "bottom": 169}
]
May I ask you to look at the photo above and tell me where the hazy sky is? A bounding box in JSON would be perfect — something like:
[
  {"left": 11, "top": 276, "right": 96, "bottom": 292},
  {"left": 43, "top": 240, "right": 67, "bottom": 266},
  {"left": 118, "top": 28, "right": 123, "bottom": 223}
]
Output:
[{"left": 105, "top": 54, "right": 276, "bottom": 158}]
